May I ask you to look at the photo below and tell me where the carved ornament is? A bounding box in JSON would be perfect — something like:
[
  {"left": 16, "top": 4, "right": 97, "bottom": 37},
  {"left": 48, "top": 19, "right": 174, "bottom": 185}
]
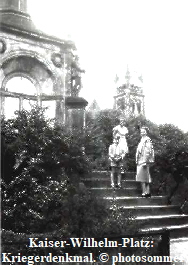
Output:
[{"left": 51, "top": 53, "right": 63, "bottom": 68}]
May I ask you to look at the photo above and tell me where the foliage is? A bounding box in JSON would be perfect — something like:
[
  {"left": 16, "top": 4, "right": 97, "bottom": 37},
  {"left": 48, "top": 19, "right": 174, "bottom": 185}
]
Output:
[
  {"left": 1, "top": 107, "right": 90, "bottom": 234},
  {"left": 1, "top": 107, "right": 139, "bottom": 243},
  {"left": 151, "top": 124, "right": 188, "bottom": 207},
  {"left": 84, "top": 109, "right": 121, "bottom": 169}
]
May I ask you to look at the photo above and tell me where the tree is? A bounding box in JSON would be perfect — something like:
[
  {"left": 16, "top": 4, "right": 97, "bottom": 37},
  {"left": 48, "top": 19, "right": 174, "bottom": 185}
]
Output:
[
  {"left": 85, "top": 109, "right": 121, "bottom": 169},
  {"left": 1, "top": 107, "right": 90, "bottom": 233},
  {"left": 153, "top": 124, "right": 188, "bottom": 206}
]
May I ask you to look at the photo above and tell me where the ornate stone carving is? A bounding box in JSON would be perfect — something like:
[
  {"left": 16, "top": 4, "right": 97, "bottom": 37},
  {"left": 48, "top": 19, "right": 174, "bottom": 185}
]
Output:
[{"left": 51, "top": 53, "right": 63, "bottom": 68}]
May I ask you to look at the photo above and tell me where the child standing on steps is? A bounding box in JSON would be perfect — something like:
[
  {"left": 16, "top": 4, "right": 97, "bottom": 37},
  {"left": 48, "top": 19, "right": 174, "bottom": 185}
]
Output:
[{"left": 108, "top": 137, "right": 125, "bottom": 188}]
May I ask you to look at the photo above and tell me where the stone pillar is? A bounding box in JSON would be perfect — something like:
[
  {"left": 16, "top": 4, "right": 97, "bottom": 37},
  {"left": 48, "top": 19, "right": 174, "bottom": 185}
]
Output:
[
  {"left": 37, "top": 95, "right": 42, "bottom": 107},
  {"left": 19, "top": 97, "right": 23, "bottom": 111},
  {"left": 113, "top": 97, "right": 116, "bottom": 109},
  {"left": 0, "top": 94, "right": 5, "bottom": 116},
  {"left": 19, "top": 0, "right": 27, "bottom": 12},
  {"left": 142, "top": 96, "right": 145, "bottom": 116},
  {"left": 83, "top": 109, "right": 86, "bottom": 129},
  {"left": 140, "top": 101, "right": 142, "bottom": 114}
]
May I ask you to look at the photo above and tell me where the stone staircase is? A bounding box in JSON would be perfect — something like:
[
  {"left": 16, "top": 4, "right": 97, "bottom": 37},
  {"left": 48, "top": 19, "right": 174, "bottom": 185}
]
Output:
[{"left": 81, "top": 170, "right": 188, "bottom": 237}]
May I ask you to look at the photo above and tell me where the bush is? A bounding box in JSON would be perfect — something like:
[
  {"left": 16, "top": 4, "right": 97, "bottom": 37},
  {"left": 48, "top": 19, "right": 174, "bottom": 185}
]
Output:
[
  {"left": 1, "top": 107, "right": 91, "bottom": 233},
  {"left": 1, "top": 107, "right": 138, "bottom": 240}
]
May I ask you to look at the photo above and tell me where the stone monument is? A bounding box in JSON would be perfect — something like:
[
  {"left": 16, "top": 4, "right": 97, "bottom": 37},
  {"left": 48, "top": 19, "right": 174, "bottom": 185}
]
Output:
[{"left": 0, "top": 0, "right": 87, "bottom": 128}]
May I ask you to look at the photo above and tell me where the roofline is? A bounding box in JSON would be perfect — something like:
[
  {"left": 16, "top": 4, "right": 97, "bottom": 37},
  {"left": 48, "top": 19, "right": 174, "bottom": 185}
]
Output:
[
  {"left": 0, "top": 9, "right": 30, "bottom": 18},
  {"left": 114, "top": 92, "right": 145, "bottom": 99},
  {"left": 0, "top": 23, "right": 76, "bottom": 50}
]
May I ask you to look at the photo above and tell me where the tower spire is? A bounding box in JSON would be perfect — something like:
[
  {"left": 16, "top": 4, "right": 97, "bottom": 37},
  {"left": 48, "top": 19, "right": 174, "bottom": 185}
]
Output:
[
  {"left": 114, "top": 74, "right": 119, "bottom": 84},
  {"left": 138, "top": 74, "right": 143, "bottom": 83},
  {"left": 125, "top": 65, "right": 131, "bottom": 85}
]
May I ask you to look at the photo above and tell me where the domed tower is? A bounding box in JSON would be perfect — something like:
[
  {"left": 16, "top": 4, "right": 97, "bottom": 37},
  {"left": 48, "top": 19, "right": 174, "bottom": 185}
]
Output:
[
  {"left": 0, "top": 0, "right": 87, "bottom": 127},
  {"left": 0, "top": 0, "right": 29, "bottom": 23},
  {"left": 114, "top": 66, "right": 145, "bottom": 118}
]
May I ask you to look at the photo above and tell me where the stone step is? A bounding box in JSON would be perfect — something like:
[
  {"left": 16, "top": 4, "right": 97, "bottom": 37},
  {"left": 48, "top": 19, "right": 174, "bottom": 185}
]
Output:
[
  {"left": 135, "top": 214, "right": 188, "bottom": 230},
  {"left": 85, "top": 171, "right": 136, "bottom": 180},
  {"left": 140, "top": 223, "right": 188, "bottom": 237},
  {"left": 170, "top": 228, "right": 188, "bottom": 239},
  {"left": 83, "top": 170, "right": 187, "bottom": 242},
  {"left": 89, "top": 170, "right": 110, "bottom": 178},
  {"left": 104, "top": 195, "right": 168, "bottom": 207},
  {"left": 89, "top": 187, "right": 141, "bottom": 197},
  {"left": 82, "top": 179, "right": 140, "bottom": 189},
  {"left": 117, "top": 205, "right": 181, "bottom": 217},
  {"left": 123, "top": 172, "right": 136, "bottom": 181}
]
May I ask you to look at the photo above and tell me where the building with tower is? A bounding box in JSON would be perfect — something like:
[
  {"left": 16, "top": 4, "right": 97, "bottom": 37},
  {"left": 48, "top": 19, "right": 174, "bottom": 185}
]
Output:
[
  {"left": 114, "top": 67, "right": 145, "bottom": 118},
  {"left": 0, "top": 0, "right": 87, "bottom": 128}
]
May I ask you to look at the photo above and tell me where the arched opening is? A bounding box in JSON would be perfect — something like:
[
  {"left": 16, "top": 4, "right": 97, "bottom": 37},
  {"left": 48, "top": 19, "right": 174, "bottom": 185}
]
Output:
[
  {"left": 3, "top": 76, "right": 56, "bottom": 119},
  {"left": 6, "top": 76, "right": 37, "bottom": 94},
  {"left": 4, "top": 76, "right": 37, "bottom": 119}
]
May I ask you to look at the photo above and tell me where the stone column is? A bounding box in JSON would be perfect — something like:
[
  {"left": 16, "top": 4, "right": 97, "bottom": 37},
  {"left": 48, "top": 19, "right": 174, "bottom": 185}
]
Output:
[
  {"left": 0, "top": 0, "right": 28, "bottom": 13},
  {"left": 83, "top": 108, "right": 86, "bottom": 129},
  {"left": 19, "top": 97, "right": 23, "bottom": 111},
  {"left": 0, "top": 94, "right": 5, "bottom": 116},
  {"left": 142, "top": 96, "right": 145, "bottom": 116}
]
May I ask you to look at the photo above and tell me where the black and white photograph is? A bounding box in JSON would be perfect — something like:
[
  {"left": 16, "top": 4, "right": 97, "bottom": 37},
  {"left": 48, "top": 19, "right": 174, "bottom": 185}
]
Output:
[{"left": 1, "top": 0, "right": 188, "bottom": 264}]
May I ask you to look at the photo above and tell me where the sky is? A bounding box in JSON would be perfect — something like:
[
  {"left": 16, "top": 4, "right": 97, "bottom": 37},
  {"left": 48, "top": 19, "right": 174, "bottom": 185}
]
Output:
[{"left": 27, "top": 0, "right": 188, "bottom": 132}]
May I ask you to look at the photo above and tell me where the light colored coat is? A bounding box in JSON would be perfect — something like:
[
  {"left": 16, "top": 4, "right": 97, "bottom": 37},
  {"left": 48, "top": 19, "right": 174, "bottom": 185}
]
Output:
[
  {"left": 136, "top": 136, "right": 154, "bottom": 183},
  {"left": 112, "top": 125, "right": 129, "bottom": 154}
]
